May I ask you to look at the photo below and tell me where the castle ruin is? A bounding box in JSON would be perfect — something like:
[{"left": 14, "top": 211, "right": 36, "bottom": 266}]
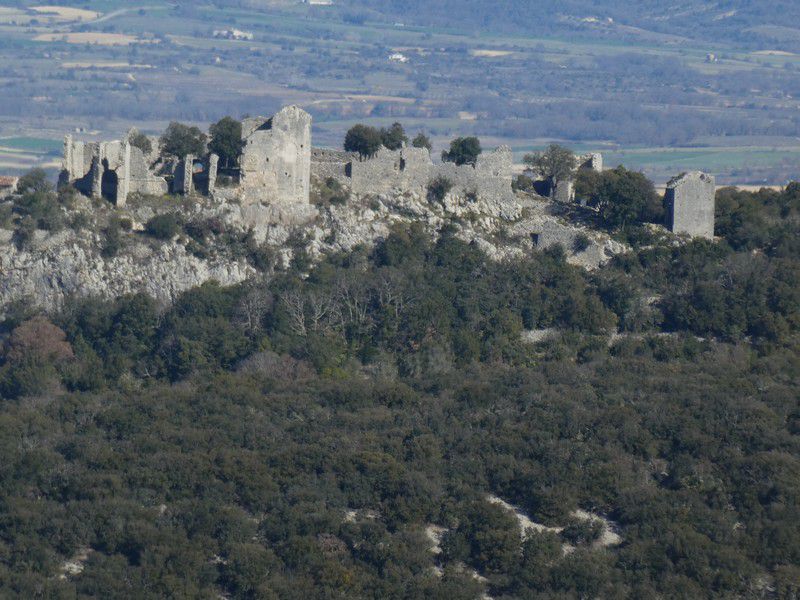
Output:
[
  {"left": 59, "top": 105, "right": 519, "bottom": 213},
  {"left": 60, "top": 131, "right": 188, "bottom": 206},
  {"left": 664, "top": 171, "right": 715, "bottom": 239},
  {"left": 527, "top": 152, "right": 603, "bottom": 203},
  {"left": 57, "top": 105, "right": 715, "bottom": 242}
]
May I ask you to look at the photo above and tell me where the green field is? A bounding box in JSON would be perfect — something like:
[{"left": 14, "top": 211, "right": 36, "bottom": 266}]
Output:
[{"left": 0, "top": 137, "right": 62, "bottom": 153}]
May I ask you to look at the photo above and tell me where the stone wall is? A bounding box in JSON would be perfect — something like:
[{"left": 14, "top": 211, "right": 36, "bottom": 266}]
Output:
[
  {"left": 312, "top": 145, "right": 516, "bottom": 205},
  {"left": 62, "top": 135, "right": 169, "bottom": 203},
  {"left": 240, "top": 106, "right": 312, "bottom": 206},
  {"left": 207, "top": 154, "right": 219, "bottom": 195},
  {"left": 579, "top": 152, "right": 603, "bottom": 173},
  {"left": 310, "top": 148, "right": 357, "bottom": 182},
  {"left": 127, "top": 145, "right": 168, "bottom": 197},
  {"left": 664, "top": 171, "right": 715, "bottom": 239},
  {"left": 174, "top": 155, "right": 194, "bottom": 195},
  {"left": 62, "top": 136, "right": 131, "bottom": 206}
]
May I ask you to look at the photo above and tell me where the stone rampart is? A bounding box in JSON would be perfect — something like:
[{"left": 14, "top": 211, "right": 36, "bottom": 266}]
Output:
[{"left": 313, "top": 145, "right": 516, "bottom": 205}]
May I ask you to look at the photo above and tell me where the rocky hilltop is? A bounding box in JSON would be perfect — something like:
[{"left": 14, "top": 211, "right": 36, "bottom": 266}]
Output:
[
  {"left": 0, "top": 105, "right": 713, "bottom": 314},
  {"left": 0, "top": 181, "right": 625, "bottom": 313}
]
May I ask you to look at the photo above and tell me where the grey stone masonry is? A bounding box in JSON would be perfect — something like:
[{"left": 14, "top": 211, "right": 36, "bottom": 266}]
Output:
[
  {"left": 665, "top": 171, "right": 715, "bottom": 239},
  {"left": 208, "top": 154, "right": 219, "bottom": 195},
  {"left": 240, "top": 105, "right": 312, "bottom": 206},
  {"left": 65, "top": 138, "right": 131, "bottom": 206},
  {"left": 312, "top": 145, "right": 516, "bottom": 205},
  {"left": 578, "top": 152, "right": 603, "bottom": 173},
  {"left": 174, "top": 155, "right": 194, "bottom": 195},
  {"left": 62, "top": 135, "right": 163, "bottom": 204}
]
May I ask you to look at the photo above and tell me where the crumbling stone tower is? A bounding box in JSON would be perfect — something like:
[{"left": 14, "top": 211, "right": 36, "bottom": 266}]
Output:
[
  {"left": 664, "top": 171, "right": 715, "bottom": 239},
  {"left": 62, "top": 132, "right": 169, "bottom": 205},
  {"left": 62, "top": 136, "right": 131, "bottom": 206},
  {"left": 240, "top": 106, "right": 312, "bottom": 206}
]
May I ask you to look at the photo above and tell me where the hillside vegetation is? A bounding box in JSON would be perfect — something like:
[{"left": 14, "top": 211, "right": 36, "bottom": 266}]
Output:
[
  {"left": 0, "top": 183, "right": 799, "bottom": 598},
  {"left": 2, "top": 1, "right": 800, "bottom": 182}
]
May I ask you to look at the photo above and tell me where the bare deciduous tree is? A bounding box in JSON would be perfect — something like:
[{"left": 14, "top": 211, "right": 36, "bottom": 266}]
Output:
[
  {"left": 280, "top": 290, "right": 307, "bottom": 337},
  {"left": 235, "top": 284, "right": 273, "bottom": 335}
]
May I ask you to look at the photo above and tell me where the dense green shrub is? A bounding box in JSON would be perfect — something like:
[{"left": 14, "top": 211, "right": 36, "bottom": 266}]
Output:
[
  {"left": 441, "top": 136, "right": 481, "bottom": 166},
  {"left": 572, "top": 232, "right": 591, "bottom": 253},
  {"left": 0, "top": 184, "right": 798, "bottom": 598},
  {"left": 427, "top": 175, "right": 453, "bottom": 204},
  {"left": 144, "top": 212, "right": 183, "bottom": 240},
  {"left": 344, "top": 124, "right": 382, "bottom": 158},
  {"left": 312, "top": 177, "right": 349, "bottom": 206}
]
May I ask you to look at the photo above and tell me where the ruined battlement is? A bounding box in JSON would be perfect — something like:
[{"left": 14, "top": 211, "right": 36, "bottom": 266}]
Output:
[{"left": 310, "top": 144, "right": 516, "bottom": 206}]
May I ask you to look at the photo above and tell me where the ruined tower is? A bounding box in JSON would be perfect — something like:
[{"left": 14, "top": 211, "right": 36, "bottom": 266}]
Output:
[
  {"left": 664, "top": 171, "right": 715, "bottom": 239},
  {"left": 61, "top": 136, "right": 132, "bottom": 206},
  {"left": 239, "top": 105, "right": 312, "bottom": 206}
]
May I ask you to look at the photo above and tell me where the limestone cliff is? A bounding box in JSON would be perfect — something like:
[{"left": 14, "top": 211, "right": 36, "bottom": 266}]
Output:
[
  {"left": 0, "top": 228, "right": 254, "bottom": 312},
  {"left": 0, "top": 185, "right": 626, "bottom": 314}
]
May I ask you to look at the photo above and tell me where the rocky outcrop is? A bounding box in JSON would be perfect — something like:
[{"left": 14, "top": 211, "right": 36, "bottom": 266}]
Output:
[
  {"left": 310, "top": 188, "right": 624, "bottom": 270},
  {"left": 0, "top": 228, "right": 253, "bottom": 313},
  {"left": 0, "top": 178, "right": 626, "bottom": 314}
]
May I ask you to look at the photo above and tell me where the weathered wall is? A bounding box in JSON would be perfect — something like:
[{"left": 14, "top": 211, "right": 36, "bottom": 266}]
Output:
[
  {"left": 578, "top": 152, "right": 603, "bottom": 173},
  {"left": 124, "top": 130, "right": 169, "bottom": 196},
  {"left": 63, "top": 135, "right": 171, "bottom": 204},
  {"left": 62, "top": 136, "right": 131, "bottom": 205},
  {"left": 240, "top": 105, "right": 312, "bottom": 206},
  {"left": 127, "top": 146, "right": 168, "bottom": 196},
  {"left": 310, "top": 149, "right": 356, "bottom": 182},
  {"left": 173, "top": 155, "right": 194, "bottom": 195},
  {"left": 664, "top": 171, "right": 715, "bottom": 239},
  {"left": 313, "top": 145, "right": 516, "bottom": 205},
  {"left": 207, "top": 154, "right": 219, "bottom": 195}
]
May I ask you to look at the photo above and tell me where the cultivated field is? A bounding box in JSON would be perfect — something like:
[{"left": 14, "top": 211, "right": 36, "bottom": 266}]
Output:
[
  {"left": 0, "top": 1, "right": 797, "bottom": 185},
  {"left": 33, "top": 32, "right": 147, "bottom": 45},
  {"left": 30, "top": 6, "right": 102, "bottom": 21}
]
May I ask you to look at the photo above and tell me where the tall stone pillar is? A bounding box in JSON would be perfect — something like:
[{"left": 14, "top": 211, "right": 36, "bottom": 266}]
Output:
[
  {"left": 116, "top": 141, "right": 131, "bottom": 207},
  {"left": 182, "top": 155, "right": 194, "bottom": 195},
  {"left": 90, "top": 145, "right": 102, "bottom": 199},
  {"left": 208, "top": 153, "right": 219, "bottom": 195},
  {"left": 63, "top": 135, "right": 74, "bottom": 180}
]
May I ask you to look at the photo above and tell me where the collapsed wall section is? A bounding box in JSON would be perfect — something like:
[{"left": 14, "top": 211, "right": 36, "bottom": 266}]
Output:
[
  {"left": 62, "top": 136, "right": 131, "bottom": 206},
  {"left": 62, "top": 135, "right": 169, "bottom": 204}
]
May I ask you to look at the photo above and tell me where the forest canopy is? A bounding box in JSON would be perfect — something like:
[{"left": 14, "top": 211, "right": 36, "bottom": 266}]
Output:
[{"left": 0, "top": 184, "right": 799, "bottom": 598}]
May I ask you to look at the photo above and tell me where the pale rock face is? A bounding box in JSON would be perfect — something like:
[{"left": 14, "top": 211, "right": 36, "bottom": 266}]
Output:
[
  {"left": 0, "top": 227, "right": 253, "bottom": 313},
  {"left": 310, "top": 186, "right": 624, "bottom": 271}
]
